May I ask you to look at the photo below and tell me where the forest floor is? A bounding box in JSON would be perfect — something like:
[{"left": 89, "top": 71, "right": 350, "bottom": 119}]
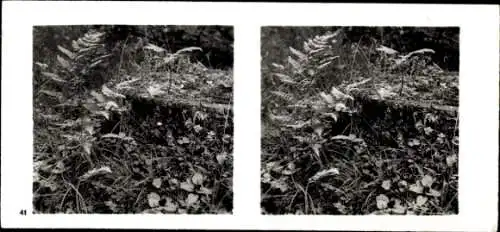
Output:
[
  {"left": 260, "top": 30, "right": 459, "bottom": 215},
  {"left": 261, "top": 72, "right": 459, "bottom": 215},
  {"left": 33, "top": 30, "right": 233, "bottom": 214}
]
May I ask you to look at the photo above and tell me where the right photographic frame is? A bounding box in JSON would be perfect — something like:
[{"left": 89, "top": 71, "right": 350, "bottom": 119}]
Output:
[{"left": 261, "top": 26, "right": 459, "bottom": 215}]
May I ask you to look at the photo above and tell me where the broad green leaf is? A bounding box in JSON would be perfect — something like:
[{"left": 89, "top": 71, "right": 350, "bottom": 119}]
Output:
[
  {"left": 381, "top": 180, "right": 392, "bottom": 190},
  {"left": 376, "top": 194, "right": 390, "bottom": 209},
  {"left": 216, "top": 152, "right": 227, "bottom": 165},
  {"left": 392, "top": 199, "right": 406, "bottom": 214},
  {"left": 421, "top": 175, "right": 434, "bottom": 187},
  {"left": 191, "top": 172, "right": 204, "bottom": 186},
  {"left": 152, "top": 178, "right": 162, "bottom": 188},
  {"left": 180, "top": 181, "right": 194, "bottom": 192},
  {"left": 446, "top": 154, "right": 457, "bottom": 167},
  {"left": 185, "top": 193, "right": 199, "bottom": 207},
  {"left": 409, "top": 182, "right": 424, "bottom": 194},
  {"left": 415, "top": 195, "right": 428, "bottom": 206},
  {"left": 147, "top": 192, "right": 161, "bottom": 208},
  {"left": 261, "top": 172, "right": 271, "bottom": 183}
]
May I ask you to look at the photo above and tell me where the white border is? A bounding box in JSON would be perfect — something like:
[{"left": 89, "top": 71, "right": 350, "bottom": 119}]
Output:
[{"left": 1, "top": 2, "right": 499, "bottom": 231}]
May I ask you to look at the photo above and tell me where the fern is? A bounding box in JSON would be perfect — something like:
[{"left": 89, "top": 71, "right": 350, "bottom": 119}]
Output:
[
  {"left": 35, "top": 28, "right": 132, "bottom": 169},
  {"left": 269, "top": 91, "right": 295, "bottom": 102}
]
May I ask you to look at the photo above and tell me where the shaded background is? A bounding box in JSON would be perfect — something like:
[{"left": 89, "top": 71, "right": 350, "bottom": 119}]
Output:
[{"left": 261, "top": 26, "right": 459, "bottom": 72}]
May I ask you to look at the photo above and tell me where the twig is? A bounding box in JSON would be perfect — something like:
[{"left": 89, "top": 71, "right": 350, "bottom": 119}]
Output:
[
  {"left": 59, "top": 187, "right": 71, "bottom": 211},
  {"left": 118, "top": 36, "right": 130, "bottom": 72}
]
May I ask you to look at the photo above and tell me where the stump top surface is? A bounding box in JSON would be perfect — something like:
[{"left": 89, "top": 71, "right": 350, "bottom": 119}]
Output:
[{"left": 111, "top": 69, "right": 233, "bottom": 111}]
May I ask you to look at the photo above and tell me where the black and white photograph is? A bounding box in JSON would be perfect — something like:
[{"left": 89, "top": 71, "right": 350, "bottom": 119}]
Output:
[
  {"left": 32, "top": 25, "right": 234, "bottom": 214},
  {"left": 261, "top": 26, "right": 459, "bottom": 215},
  {"left": 2, "top": 2, "right": 498, "bottom": 230}
]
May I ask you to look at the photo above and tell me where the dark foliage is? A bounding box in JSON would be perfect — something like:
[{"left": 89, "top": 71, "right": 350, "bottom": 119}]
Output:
[
  {"left": 261, "top": 27, "right": 458, "bottom": 215},
  {"left": 95, "top": 25, "right": 233, "bottom": 70},
  {"left": 33, "top": 25, "right": 233, "bottom": 214},
  {"left": 262, "top": 26, "right": 459, "bottom": 72}
]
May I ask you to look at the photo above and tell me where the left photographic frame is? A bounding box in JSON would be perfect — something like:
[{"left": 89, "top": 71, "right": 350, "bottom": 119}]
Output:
[{"left": 32, "top": 25, "right": 234, "bottom": 214}]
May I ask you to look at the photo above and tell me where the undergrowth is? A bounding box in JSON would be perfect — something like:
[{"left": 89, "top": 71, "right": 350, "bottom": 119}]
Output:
[
  {"left": 33, "top": 26, "right": 233, "bottom": 214},
  {"left": 261, "top": 27, "right": 458, "bottom": 215}
]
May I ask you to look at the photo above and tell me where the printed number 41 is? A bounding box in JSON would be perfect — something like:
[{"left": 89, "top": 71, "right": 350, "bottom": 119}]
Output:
[{"left": 19, "top": 209, "right": 27, "bottom": 215}]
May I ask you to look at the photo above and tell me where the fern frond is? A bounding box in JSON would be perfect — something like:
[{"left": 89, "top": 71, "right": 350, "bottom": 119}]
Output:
[
  {"left": 57, "top": 45, "right": 76, "bottom": 59},
  {"left": 289, "top": 46, "right": 307, "bottom": 61},
  {"left": 273, "top": 73, "right": 297, "bottom": 85},
  {"left": 270, "top": 91, "right": 295, "bottom": 102}
]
